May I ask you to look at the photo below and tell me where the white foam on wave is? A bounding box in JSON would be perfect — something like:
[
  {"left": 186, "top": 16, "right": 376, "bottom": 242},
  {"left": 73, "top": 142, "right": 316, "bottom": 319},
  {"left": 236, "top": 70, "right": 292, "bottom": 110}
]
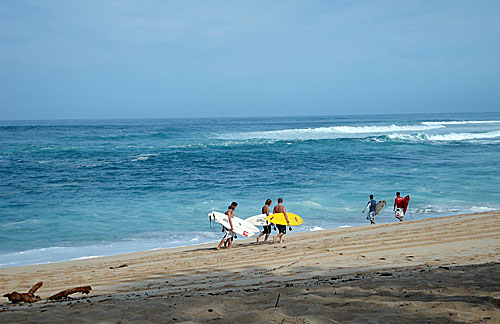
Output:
[
  {"left": 467, "top": 206, "right": 495, "bottom": 213},
  {"left": 468, "top": 139, "right": 500, "bottom": 145},
  {"left": 70, "top": 255, "right": 103, "bottom": 261},
  {"left": 428, "top": 131, "right": 500, "bottom": 141},
  {"left": 0, "top": 231, "right": 221, "bottom": 268},
  {"left": 309, "top": 226, "right": 324, "bottom": 231},
  {"left": 422, "top": 120, "right": 500, "bottom": 126},
  {"left": 414, "top": 204, "right": 497, "bottom": 216},
  {"left": 131, "top": 153, "right": 160, "bottom": 162},
  {"left": 222, "top": 124, "right": 444, "bottom": 141},
  {"left": 386, "top": 131, "right": 500, "bottom": 142},
  {"left": 332, "top": 124, "right": 444, "bottom": 133}
]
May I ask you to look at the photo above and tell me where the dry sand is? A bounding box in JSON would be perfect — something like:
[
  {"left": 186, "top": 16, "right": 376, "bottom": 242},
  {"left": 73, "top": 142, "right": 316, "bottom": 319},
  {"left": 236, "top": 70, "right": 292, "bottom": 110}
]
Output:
[{"left": 1, "top": 211, "right": 499, "bottom": 323}]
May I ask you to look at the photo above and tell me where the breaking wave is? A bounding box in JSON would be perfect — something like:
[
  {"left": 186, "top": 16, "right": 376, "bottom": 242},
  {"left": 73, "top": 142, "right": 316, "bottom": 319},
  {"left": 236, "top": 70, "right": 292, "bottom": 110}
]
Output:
[
  {"left": 422, "top": 120, "right": 500, "bottom": 126},
  {"left": 222, "top": 124, "right": 444, "bottom": 140},
  {"left": 331, "top": 124, "right": 444, "bottom": 133},
  {"left": 386, "top": 131, "right": 500, "bottom": 142}
]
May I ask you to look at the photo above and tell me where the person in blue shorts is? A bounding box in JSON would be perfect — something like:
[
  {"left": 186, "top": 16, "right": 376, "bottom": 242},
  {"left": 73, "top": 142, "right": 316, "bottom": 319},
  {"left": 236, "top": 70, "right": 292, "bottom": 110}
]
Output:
[{"left": 362, "top": 194, "right": 377, "bottom": 225}]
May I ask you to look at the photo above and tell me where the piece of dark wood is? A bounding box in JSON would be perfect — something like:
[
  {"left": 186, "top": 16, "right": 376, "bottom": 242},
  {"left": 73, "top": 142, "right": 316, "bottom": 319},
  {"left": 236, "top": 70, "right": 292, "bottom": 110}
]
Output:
[
  {"left": 47, "top": 286, "right": 92, "bottom": 300},
  {"left": 3, "top": 281, "right": 43, "bottom": 303}
]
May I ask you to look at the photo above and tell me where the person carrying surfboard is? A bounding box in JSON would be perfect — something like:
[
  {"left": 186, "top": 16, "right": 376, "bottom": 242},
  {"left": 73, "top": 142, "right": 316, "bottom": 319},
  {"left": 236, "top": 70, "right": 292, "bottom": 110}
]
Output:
[
  {"left": 362, "top": 194, "right": 377, "bottom": 225},
  {"left": 256, "top": 199, "right": 273, "bottom": 243},
  {"left": 393, "top": 192, "right": 404, "bottom": 222},
  {"left": 216, "top": 202, "right": 237, "bottom": 250},
  {"left": 272, "top": 198, "right": 290, "bottom": 243},
  {"left": 223, "top": 201, "right": 239, "bottom": 248}
]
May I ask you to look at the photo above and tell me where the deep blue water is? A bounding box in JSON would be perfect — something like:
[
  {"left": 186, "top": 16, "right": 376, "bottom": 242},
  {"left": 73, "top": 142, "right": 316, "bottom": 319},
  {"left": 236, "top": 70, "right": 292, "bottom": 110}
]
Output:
[{"left": 1, "top": 112, "right": 499, "bottom": 267}]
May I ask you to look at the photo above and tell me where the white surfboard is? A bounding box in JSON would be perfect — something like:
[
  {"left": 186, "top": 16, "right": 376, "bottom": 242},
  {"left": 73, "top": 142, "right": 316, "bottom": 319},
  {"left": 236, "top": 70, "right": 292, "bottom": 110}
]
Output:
[
  {"left": 375, "top": 200, "right": 386, "bottom": 214},
  {"left": 208, "top": 211, "right": 259, "bottom": 238},
  {"left": 245, "top": 214, "right": 269, "bottom": 227}
]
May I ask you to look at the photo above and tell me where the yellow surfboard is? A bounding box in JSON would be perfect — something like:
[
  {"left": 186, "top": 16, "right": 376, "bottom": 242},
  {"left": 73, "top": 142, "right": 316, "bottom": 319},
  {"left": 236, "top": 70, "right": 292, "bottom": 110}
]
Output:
[{"left": 266, "top": 213, "right": 303, "bottom": 226}]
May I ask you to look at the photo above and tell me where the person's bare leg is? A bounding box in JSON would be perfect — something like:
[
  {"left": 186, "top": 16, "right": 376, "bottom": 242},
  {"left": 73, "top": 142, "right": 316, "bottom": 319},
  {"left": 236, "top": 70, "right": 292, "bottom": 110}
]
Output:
[
  {"left": 264, "top": 233, "right": 270, "bottom": 242},
  {"left": 216, "top": 238, "right": 226, "bottom": 250}
]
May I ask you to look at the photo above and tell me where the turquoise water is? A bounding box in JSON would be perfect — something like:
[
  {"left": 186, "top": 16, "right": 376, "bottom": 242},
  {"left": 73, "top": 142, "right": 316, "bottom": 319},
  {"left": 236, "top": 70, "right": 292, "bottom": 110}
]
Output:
[{"left": 1, "top": 113, "right": 499, "bottom": 267}]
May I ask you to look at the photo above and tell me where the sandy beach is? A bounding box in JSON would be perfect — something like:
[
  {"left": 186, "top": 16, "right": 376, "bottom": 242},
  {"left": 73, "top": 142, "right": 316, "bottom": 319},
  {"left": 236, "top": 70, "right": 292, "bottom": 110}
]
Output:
[{"left": 1, "top": 211, "right": 499, "bottom": 323}]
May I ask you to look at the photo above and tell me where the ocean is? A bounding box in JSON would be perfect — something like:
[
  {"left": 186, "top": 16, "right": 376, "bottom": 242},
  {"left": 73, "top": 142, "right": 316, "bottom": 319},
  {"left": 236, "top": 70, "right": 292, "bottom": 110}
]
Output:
[{"left": 1, "top": 112, "right": 499, "bottom": 268}]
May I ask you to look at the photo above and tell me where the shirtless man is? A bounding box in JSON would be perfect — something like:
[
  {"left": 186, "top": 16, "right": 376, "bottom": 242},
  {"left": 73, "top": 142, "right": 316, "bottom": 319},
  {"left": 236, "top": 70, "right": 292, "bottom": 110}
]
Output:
[
  {"left": 272, "top": 198, "right": 290, "bottom": 243},
  {"left": 393, "top": 192, "right": 404, "bottom": 222},
  {"left": 216, "top": 202, "right": 238, "bottom": 250},
  {"left": 256, "top": 199, "right": 272, "bottom": 243}
]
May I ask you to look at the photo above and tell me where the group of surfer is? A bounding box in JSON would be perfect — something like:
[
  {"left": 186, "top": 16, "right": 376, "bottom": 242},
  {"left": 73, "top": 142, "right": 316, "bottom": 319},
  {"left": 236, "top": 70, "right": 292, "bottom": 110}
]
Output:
[
  {"left": 216, "top": 192, "right": 407, "bottom": 250},
  {"left": 216, "top": 198, "right": 290, "bottom": 250},
  {"left": 362, "top": 192, "right": 409, "bottom": 225}
]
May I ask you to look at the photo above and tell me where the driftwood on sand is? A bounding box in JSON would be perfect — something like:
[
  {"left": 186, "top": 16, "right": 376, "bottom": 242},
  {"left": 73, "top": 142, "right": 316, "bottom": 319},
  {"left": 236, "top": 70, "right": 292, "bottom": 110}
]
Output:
[
  {"left": 3, "top": 281, "right": 92, "bottom": 303},
  {"left": 3, "top": 281, "right": 43, "bottom": 303},
  {"left": 48, "top": 286, "right": 92, "bottom": 300}
]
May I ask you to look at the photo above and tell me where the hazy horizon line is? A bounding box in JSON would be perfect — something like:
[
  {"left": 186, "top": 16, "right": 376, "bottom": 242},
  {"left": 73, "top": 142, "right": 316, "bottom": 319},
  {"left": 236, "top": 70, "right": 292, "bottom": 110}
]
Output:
[{"left": 1, "top": 110, "right": 499, "bottom": 123}]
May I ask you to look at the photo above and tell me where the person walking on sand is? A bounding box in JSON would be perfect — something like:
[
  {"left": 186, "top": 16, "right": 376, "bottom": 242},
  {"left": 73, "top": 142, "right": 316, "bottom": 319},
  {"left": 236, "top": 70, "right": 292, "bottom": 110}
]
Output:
[
  {"left": 216, "top": 202, "right": 238, "bottom": 250},
  {"left": 273, "top": 198, "right": 290, "bottom": 243},
  {"left": 362, "top": 194, "right": 377, "bottom": 225},
  {"left": 393, "top": 192, "right": 404, "bottom": 222},
  {"left": 222, "top": 201, "right": 238, "bottom": 248},
  {"left": 256, "top": 199, "right": 273, "bottom": 243}
]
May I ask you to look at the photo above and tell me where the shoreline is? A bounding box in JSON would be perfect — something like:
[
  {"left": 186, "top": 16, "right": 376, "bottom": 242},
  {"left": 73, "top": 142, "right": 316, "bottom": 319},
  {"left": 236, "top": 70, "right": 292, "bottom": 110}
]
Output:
[
  {"left": 1, "top": 210, "right": 499, "bottom": 323},
  {"left": 1, "top": 210, "right": 498, "bottom": 274},
  {"left": 3, "top": 208, "right": 497, "bottom": 270}
]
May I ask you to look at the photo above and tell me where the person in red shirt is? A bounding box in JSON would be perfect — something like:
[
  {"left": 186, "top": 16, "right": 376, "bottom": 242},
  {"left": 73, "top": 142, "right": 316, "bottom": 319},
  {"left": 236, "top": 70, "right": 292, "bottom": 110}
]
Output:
[{"left": 393, "top": 192, "right": 404, "bottom": 222}]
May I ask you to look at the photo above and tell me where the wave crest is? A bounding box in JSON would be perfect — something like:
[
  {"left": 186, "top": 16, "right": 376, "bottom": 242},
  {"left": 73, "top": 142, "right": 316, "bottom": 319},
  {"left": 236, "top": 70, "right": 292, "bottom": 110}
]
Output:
[
  {"left": 386, "top": 131, "right": 500, "bottom": 142},
  {"left": 222, "top": 124, "right": 444, "bottom": 141},
  {"left": 422, "top": 120, "right": 500, "bottom": 126},
  {"left": 331, "top": 124, "right": 444, "bottom": 133}
]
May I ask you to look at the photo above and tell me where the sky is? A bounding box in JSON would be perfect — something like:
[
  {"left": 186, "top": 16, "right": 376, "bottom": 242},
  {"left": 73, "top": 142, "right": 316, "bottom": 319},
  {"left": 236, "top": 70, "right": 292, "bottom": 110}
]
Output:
[{"left": 1, "top": 1, "right": 499, "bottom": 120}]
